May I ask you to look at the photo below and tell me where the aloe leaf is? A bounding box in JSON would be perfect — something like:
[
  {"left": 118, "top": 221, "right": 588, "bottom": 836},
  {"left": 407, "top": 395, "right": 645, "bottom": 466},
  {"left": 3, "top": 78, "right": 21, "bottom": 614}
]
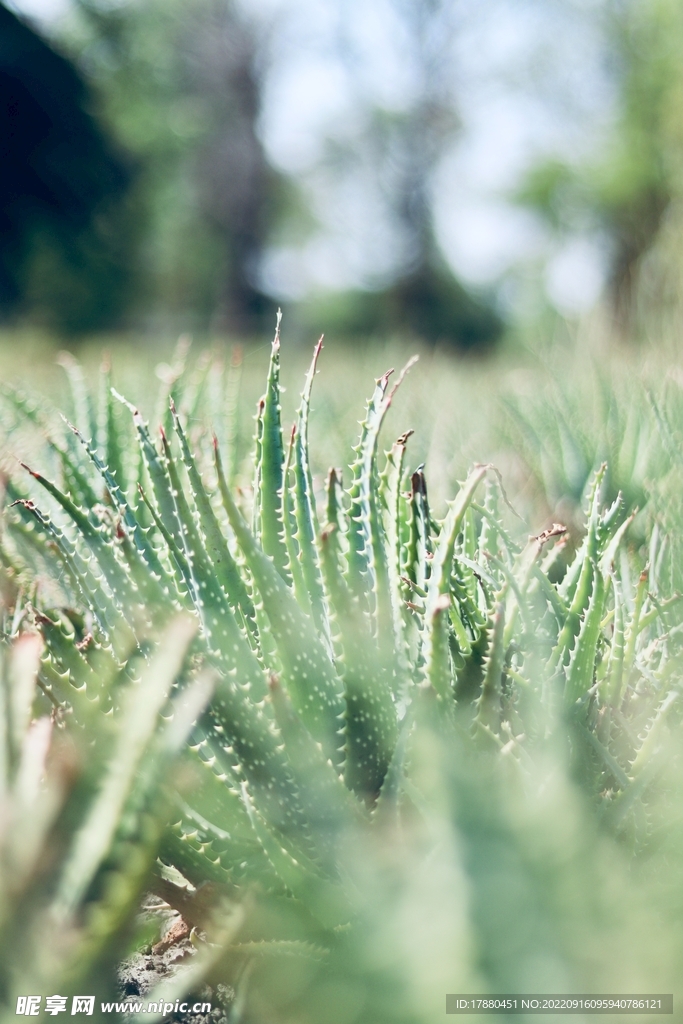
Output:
[
  {"left": 558, "top": 465, "right": 607, "bottom": 602},
  {"left": 477, "top": 477, "right": 501, "bottom": 561},
  {"left": 603, "top": 575, "right": 625, "bottom": 706},
  {"left": 251, "top": 393, "right": 265, "bottom": 539},
  {"left": 636, "top": 592, "right": 683, "bottom": 636},
  {"left": 322, "top": 543, "right": 398, "bottom": 798},
  {"left": 622, "top": 567, "right": 649, "bottom": 689},
  {"left": 449, "top": 593, "right": 474, "bottom": 664},
  {"left": 256, "top": 314, "right": 290, "bottom": 581},
  {"left": 319, "top": 469, "right": 348, "bottom": 619},
  {"left": 530, "top": 561, "right": 568, "bottom": 626},
  {"left": 462, "top": 506, "right": 477, "bottom": 560},
  {"left": 240, "top": 777, "right": 322, "bottom": 879},
  {"left": 291, "top": 339, "right": 333, "bottom": 647},
  {"left": 372, "top": 707, "right": 414, "bottom": 826},
  {"left": 31, "top": 609, "right": 107, "bottom": 709},
  {"left": 169, "top": 403, "right": 257, "bottom": 630},
  {"left": 160, "top": 821, "right": 248, "bottom": 891},
  {"left": 602, "top": 747, "right": 665, "bottom": 831},
  {"left": 138, "top": 481, "right": 266, "bottom": 701},
  {"left": 113, "top": 389, "right": 186, "bottom": 553},
  {"left": 485, "top": 553, "right": 531, "bottom": 650},
  {"left": 240, "top": 781, "right": 350, "bottom": 929},
  {"left": 252, "top": 595, "right": 283, "bottom": 673},
  {"left": 345, "top": 372, "right": 391, "bottom": 614},
  {"left": 575, "top": 719, "right": 630, "bottom": 790},
  {"left": 421, "top": 465, "right": 488, "bottom": 692},
  {"left": 348, "top": 655, "right": 401, "bottom": 798},
  {"left": 474, "top": 602, "right": 506, "bottom": 733},
  {"left": 215, "top": 438, "right": 345, "bottom": 766},
  {"left": 630, "top": 689, "right": 678, "bottom": 776},
  {"left": 268, "top": 674, "right": 357, "bottom": 851},
  {"left": 21, "top": 464, "right": 146, "bottom": 623},
  {"left": 137, "top": 467, "right": 302, "bottom": 831},
  {"left": 550, "top": 464, "right": 607, "bottom": 673},
  {"left": 172, "top": 798, "right": 266, "bottom": 885},
  {"left": 66, "top": 674, "right": 219, "bottom": 992},
  {"left": 180, "top": 744, "right": 257, "bottom": 844},
  {"left": 320, "top": 468, "right": 400, "bottom": 797},
  {"left": 182, "top": 669, "right": 312, "bottom": 848},
  {"left": 158, "top": 426, "right": 250, "bottom": 640},
  {"left": 52, "top": 615, "right": 198, "bottom": 918},
  {"left": 98, "top": 358, "right": 127, "bottom": 494},
  {"left": 282, "top": 423, "right": 310, "bottom": 615},
  {"left": 339, "top": 361, "right": 419, "bottom": 766},
  {"left": 423, "top": 593, "right": 454, "bottom": 700},
  {"left": 67, "top": 418, "right": 170, "bottom": 591},
  {"left": 452, "top": 556, "right": 488, "bottom": 638},
  {"left": 10, "top": 498, "right": 129, "bottom": 648},
  {"left": 380, "top": 431, "right": 414, "bottom": 681},
  {"left": 163, "top": 782, "right": 272, "bottom": 892},
  {"left": 564, "top": 566, "right": 607, "bottom": 707},
  {"left": 406, "top": 465, "right": 432, "bottom": 591},
  {"left": 346, "top": 358, "right": 418, "bottom": 637},
  {"left": 53, "top": 438, "right": 100, "bottom": 510},
  {"left": 138, "top": 486, "right": 196, "bottom": 608},
  {"left": 202, "top": 696, "right": 309, "bottom": 856}
]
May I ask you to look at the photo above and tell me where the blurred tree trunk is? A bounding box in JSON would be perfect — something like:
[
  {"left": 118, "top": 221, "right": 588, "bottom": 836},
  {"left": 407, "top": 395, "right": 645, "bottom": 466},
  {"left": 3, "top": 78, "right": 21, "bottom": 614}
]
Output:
[
  {"left": 330, "top": 0, "right": 501, "bottom": 347},
  {"left": 184, "top": 0, "right": 275, "bottom": 333},
  {"left": 68, "top": 0, "right": 279, "bottom": 334},
  {"left": 378, "top": 0, "right": 460, "bottom": 278}
]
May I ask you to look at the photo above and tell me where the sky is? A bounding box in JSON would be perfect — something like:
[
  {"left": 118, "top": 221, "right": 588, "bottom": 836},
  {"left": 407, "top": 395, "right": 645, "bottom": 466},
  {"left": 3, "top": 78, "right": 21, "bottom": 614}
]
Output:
[
  {"left": 7, "top": 0, "right": 615, "bottom": 315},
  {"left": 254, "top": 0, "right": 614, "bottom": 313},
  {"left": 5, "top": 0, "right": 68, "bottom": 23}
]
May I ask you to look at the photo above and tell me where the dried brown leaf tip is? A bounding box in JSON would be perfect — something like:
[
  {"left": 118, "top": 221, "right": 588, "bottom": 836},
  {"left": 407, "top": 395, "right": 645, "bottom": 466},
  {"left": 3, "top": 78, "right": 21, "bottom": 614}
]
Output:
[{"left": 532, "top": 523, "right": 568, "bottom": 545}]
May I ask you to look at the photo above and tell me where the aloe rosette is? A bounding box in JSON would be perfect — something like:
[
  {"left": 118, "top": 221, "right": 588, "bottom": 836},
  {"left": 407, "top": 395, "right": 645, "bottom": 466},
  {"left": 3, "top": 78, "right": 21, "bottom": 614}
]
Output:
[{"left": 1, "top": 326, "right": 682, "bottom": 1021}]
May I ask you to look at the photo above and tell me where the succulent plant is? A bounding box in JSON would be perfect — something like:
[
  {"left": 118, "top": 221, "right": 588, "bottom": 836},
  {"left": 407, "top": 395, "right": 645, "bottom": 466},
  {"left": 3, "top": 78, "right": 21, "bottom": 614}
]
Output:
[
  {"left": 1, "top": 324, "right": 682, "bottom": 1021},
  {"left": 0, "top": 614, "right": 225, "bottom": 1024}
]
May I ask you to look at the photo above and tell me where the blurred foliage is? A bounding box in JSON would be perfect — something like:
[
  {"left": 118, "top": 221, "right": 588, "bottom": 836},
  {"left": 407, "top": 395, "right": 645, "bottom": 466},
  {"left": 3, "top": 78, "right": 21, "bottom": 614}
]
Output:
[
  {"left": 0, "top": 2, "right": 137, "bottom": 334},
  {"left": 300, "top": 267, "right": 502, "bottom": 350},
  {"left": 64, "top": 0, "right": 503, "bottom": 346},
  {"left": 305, "top": 0, "right": 503, "bottom": 348},
  {"left": 66, "top": 0, "right": 283, "bottom": 335},
  {"left": 11, "top": 0, "right": 683, "bottom": 340},
  {"left": 518, "top": 0, "right": 683, "bottom": 333},
  {"left": 3, "top": 0, "right": 504, "bottom": 345},
  {"left": 503, "top": 367, "right": 664, "bottom": 523}
]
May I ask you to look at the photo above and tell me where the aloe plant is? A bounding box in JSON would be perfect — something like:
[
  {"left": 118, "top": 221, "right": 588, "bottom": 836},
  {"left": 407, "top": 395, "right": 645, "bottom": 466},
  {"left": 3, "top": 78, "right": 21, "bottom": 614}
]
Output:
[
  {"left": 1, "top": 327, "right": 682, "bottom": 1021},
  {"left": 0, "top": 614, "right": 229, "bottom": 1023}
]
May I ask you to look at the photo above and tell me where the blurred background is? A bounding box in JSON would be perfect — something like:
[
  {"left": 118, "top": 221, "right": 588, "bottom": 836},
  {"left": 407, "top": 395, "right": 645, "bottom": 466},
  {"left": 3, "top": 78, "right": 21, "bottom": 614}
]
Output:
[{"left": 3, "top": 0, "right": 683, "bottom": 348}]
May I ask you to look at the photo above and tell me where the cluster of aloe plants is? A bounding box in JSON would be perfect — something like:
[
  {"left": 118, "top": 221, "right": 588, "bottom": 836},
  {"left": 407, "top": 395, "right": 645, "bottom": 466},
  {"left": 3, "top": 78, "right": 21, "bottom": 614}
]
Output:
[{"left": 1, "top": 323, "right": 682, "bottom": 1021}]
